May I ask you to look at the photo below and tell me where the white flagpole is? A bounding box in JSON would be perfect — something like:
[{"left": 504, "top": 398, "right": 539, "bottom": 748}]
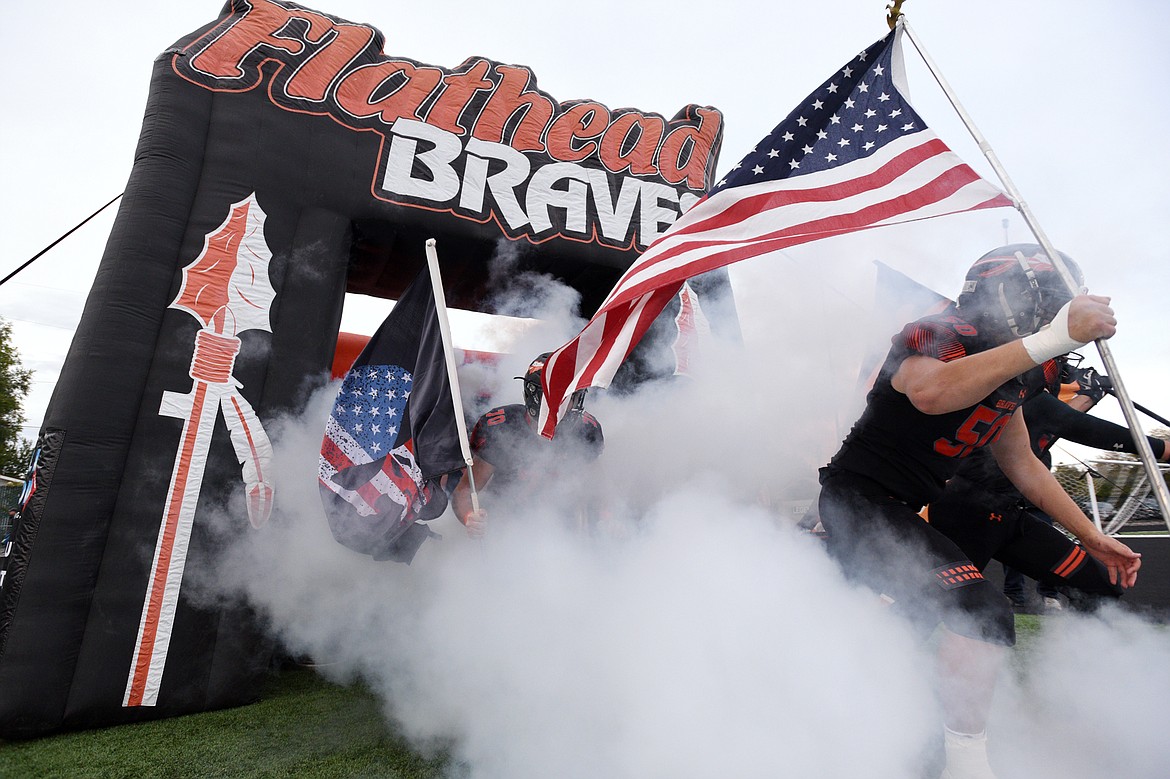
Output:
[
  {"left": 424, "top": 238, "right": 480, "bottom": 514},
  {"left": 898, "top": 16, "right": 1170, "bottom": 530}
]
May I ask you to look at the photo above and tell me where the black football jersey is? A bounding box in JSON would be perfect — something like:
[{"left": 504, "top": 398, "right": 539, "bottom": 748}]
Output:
[
  {"left": 470, "top": 404, "right": 604, "bottom": 492},
  {"left": 953, "top": 366, "right": 1159, "bottom": 499},
  {"left": 827, "top": 308, "right": 1056, "bottom": 506}
]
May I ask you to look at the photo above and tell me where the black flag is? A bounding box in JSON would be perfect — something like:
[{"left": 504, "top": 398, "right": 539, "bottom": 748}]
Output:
[{"left": 318, "top": 266, "right": 465, "bottom": 562}]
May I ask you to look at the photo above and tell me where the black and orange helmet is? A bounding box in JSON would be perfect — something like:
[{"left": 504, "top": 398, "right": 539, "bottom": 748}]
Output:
[{"left": 957, "top": 244, "right": 1082, "bottom": 339}]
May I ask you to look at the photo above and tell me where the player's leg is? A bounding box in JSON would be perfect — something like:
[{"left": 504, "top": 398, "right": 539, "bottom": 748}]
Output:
[
  {"left": 1019, "top": 510, "right": 1062, "bottom": 608},
  {"left": 928, "top": 484, "right": 1027, "bottom": 612},
  {"left": 995, "top": 509, "right": 1122, "bottom": 610},
  {"left": 820, "top": 472, "right": 1007, "bottom": 778},
  {"left": 925, "top": 481, "right": 1019, "bottom": 575}
]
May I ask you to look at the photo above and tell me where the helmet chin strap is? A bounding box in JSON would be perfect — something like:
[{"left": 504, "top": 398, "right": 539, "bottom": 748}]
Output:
[
  {"left": 1008, "top": 249, "right": 1043, "bottom": 336},
  {"left": 997, "top": 284, "right": 1024, "bottom": 337}
]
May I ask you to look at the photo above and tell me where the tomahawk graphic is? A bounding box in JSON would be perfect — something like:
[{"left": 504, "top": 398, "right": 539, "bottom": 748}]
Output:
[{"left": 124, "top": 193, "right": 276, "bottom": 707}]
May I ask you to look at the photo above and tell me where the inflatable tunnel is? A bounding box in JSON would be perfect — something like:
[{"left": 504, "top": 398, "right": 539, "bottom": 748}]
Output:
[{"left": 0, "top": 0, "right": 733, "bottom": 737}]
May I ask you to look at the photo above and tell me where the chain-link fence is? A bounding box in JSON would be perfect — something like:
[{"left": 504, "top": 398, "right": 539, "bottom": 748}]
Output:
[
  {"left": 1, "top": 483, "right": 20, "bottom": 514},
  {"left": 1053, "top": 458, "right": 1170, "bottom": 534}
]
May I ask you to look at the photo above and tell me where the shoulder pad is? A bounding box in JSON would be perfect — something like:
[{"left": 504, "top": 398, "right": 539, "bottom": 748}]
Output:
[{"left": 902, "top": 316, "right": 973, "bottom": 362}]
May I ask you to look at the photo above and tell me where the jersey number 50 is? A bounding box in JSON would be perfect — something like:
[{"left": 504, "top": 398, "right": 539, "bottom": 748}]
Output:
[{"left": 933, "top": 405, "right": 1011, "bottom": 458}]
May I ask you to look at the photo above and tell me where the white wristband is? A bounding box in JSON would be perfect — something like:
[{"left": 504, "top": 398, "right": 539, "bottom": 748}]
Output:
[{"left": 1020, "top": 302, "right": 1087, "bottom": 365}]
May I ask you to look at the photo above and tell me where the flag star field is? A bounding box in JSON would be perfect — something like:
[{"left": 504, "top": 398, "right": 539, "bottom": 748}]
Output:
[
  {"left": 712, "top": 36, "right": 923, "bottom": 192},
  {"left": 332, "top": 366, "right": 412, "bottom": 457}
]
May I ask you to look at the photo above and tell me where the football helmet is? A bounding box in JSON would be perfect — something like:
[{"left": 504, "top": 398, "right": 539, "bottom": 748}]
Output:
[
  {"left": 956, "top": 243, "right": 1083, "bottom": 338},
  {"left": 520, "top": 352, "right": 552, "bottom": 420},
  {"left": 519, "top": 352, "right": 586, "bottom": 421}
]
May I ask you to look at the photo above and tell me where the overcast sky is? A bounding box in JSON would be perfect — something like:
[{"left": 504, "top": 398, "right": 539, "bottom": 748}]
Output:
[
  {"left": 3, "top": 3, "right": 1170, "bottom": 772},
  {"left": 3, "top": 0, "right": 1169, "bottom": 451}
]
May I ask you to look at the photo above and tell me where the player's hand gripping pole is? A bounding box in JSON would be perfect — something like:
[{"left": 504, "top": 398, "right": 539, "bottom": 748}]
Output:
[
  {"left": 898, "top": 15, "right": 1170, "bottom": 532},
  {"left": 424, "top": 239, "right": 480, "bottom": 516}
]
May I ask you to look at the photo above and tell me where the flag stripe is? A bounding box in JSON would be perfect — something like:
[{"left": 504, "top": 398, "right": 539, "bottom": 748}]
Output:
[
  {"left": 604, "top": 133, "right": 947, "bottom": 292},
  {"left": 658, "top": 133, "right": 951, "bottom": 246},
  {"left": 318, "top": 265, "right": 464, "bottom": 558},
  {"left": 605, "top": 165, "right": 1008, "bottom": 309},
  {"left": 319, "top": 419, "right": 415, "bottom": 517},
  {"left": 541, "top": 285, "right": 680, "bottom": 429},
  {"left": 601, "top": 138, "right": 1006, "bottom": 312},
  {"left": 538, "top": 27, "right": 1013, "bottom": 438}
]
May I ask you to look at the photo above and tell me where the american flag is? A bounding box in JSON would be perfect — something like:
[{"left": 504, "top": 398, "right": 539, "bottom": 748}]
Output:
[
  {"left": 319, "top": 266, "right": 464, "bottom": 561},
  {"left": 322, "top": 365, "right": 412, "bottom": 480},
  {"left": 539, "top": 26, "right": 1013, "bottom": 438}
]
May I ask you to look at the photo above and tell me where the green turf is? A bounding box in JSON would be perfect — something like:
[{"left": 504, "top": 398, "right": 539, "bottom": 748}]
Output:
[
  {"left": 1006, "top": 613, "right": 1043, "bottom": 672},
  {"left": 1013, "top": 613, "right": 1043, "bottom": 646},
  {"left": 0, "top": 666, "right": 455, "bottom": 779},
  {"left": 0, "top": 614, "right": 1059, "bottom": 778}
]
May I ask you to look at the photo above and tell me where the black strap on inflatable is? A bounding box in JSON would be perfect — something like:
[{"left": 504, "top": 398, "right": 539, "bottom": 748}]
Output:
[{"left": 0, "top": 193, "right": 122, "bottom": 288}]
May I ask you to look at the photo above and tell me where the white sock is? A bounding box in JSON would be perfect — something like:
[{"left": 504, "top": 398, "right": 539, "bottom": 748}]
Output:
[{"left": 941, "top": 727, "right": 997, "bottom": 779}]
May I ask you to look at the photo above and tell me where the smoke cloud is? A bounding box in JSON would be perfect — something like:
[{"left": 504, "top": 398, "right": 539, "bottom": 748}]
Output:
[
  {"left": 211, "top": 247, "right": 1170, "bottom": 778},
  {"left": 987, "top": 604, "right": 1170, "bottom": 778}
]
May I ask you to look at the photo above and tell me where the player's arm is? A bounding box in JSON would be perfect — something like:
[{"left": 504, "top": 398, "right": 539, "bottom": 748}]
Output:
[
  {"left": 990, "top": 410, "right": 1140, "bottom": 587},
  {"left": 450, "top": 457, "right": 493, "bottom": 538},
  {"left": 892, "top": 295, "right": 1116, "bottom": 415},
  {"left": 1023, "top": 392, "right": 1170, "bottom": 460},
  {"left": 892, "top": 348, "right": 1036, "bottom": 415}
]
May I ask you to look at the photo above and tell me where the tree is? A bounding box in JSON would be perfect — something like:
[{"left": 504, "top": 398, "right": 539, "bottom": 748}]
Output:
[{"left": 0, "top": 317, "right": 34, "bottom": 479}]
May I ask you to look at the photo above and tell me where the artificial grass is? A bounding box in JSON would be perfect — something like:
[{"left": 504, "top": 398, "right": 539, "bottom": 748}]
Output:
[
  {"left": 0, "top": 666, "right": 453, "bottom": 779},
  {"left": 1013, "top": 613, "right": 1042, "bottom": 646},
  {"left": 0, "top": 614, "right": 1060, "bottom": 778}
]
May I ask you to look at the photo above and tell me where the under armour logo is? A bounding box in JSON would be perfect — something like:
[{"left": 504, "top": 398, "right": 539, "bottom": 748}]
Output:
[{"left": 989, "top": 512, "right": 1003, "bottom": 522}]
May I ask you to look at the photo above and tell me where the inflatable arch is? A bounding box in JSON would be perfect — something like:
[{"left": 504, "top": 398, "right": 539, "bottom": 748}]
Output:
[{"left": 0, "top": 0, "right": 734, "bottom": 736}]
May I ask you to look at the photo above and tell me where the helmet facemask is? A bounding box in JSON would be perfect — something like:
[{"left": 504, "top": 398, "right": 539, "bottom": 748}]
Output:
[
  {"left": 958, "top": 244, "right": 1082, "bottom": 340},
  {"left": 520, "top": 352, "right": 552, "bottom": 421},
  {"left": 522, "top": 374, "right": 543, "bottom": 420},
  {"left": 518, "top": 352, "right": 589, "bottom": 425}
]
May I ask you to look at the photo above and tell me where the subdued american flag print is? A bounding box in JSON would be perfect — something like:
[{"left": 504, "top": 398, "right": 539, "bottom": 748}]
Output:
[
  {"left": 319, "top": 365, "right": 415, "bottom": 517},
  {"left": 538, "top": 25, "right": 1013, "bottom": 438}
]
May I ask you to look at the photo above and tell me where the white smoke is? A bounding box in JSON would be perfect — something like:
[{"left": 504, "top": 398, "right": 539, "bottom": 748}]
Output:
[
  {"left": 211, "top": 243, "right": 1170, "bottom": 779},
  {"left": 988, "top": 604, "right": 1170, "bottom": 779},
  {"left": 221, "top": 425, "right": 939, "bottom": 778}
]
